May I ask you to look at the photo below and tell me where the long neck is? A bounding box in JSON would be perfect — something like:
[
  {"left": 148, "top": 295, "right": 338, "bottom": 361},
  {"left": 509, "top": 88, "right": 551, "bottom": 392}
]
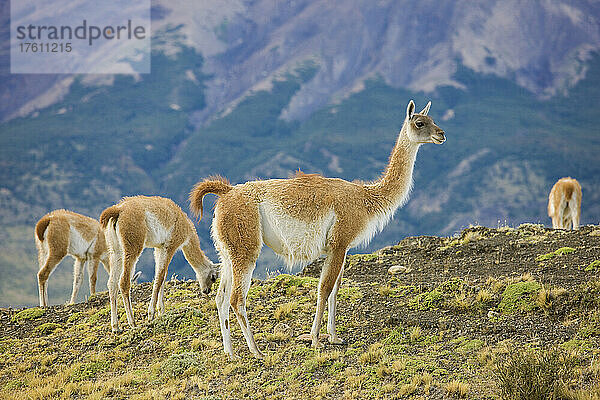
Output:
[
  {"left": 182, "top": 232, "right": 211, "bottom": 271},
  {"left": 369, "top": 123, "right": 420, "bottom": 209}
]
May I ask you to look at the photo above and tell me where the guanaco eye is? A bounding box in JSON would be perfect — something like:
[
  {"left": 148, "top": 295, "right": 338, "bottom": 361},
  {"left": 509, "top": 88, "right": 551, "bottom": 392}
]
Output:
[{"left": 415, "top": 120, "right": 425, "bottom": 128}]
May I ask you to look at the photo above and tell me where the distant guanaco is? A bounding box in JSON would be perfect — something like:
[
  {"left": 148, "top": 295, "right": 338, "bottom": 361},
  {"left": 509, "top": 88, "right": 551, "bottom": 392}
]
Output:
[
  {"left": 35, "top": 210, "right": 109, "bottom": 307},
  {"left": 100, "top": 196, "right": 218, "bottom": 332},
  {"left": 190, "top": 100, "right": 445, "bottom": 359},
  {"left": 548, "top": 177, "right": 582, "bottom": 230}
]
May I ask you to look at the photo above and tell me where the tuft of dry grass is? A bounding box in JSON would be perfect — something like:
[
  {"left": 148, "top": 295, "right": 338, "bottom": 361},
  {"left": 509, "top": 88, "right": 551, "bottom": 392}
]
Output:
[
  {"left": 378, "top": 285, "right": 394, "bottom": 296},
  {"left": 409, "top": 326, "right": 422, "bottom": 342},
  {"left": 477, "top": 345, "right": 495, "bottom": 367},
  {"left": 392, "top": 357, "right": 407, "bottom": 373},
  {"left": 315, "top": 381, "right": 333, "bottom": 398},
  {"left": 487, "top": 276, "right": 505, "bottom": 294},
  {"left": 359, "top": 343, "right": 383, "bottom": 364},
  {"left": 274, "top": 301, "right": 298, "bottom": 320},
  {"left": 476, "top": 289, "right": 493, "bottom": 304},
  {"left": 462, "top": 230, "right": 484, "bottom": 244},
  {"left": 381, "top": 383, "right": 395, "bottom": 393},
  {"left": 421, "top": 372, "right": 433, "bottom": 393},
  {"left": 398, "top": 382, "right": 418, "bottom": 396},
  {"left": 376, "top": 364, "right": 391, "bottom": 378},
  {"left": 519, "top": 272, "right": 534, "bottom": 282},
  {"left": 452, "top": 290, "right": 471, "bottom": 310},
  {"left": 536, "top": 286, "right": 553, "bottom": 310},
  {"left": 446, "top": 380, "right": 470, "bottom": 398},
  {"left": 344, "top": 368, "right": 365, "bottom": 389}
]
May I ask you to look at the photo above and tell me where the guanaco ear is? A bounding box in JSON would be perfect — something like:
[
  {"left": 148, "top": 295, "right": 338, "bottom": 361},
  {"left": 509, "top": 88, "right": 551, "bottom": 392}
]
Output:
[
  {"left": 419, "top": 101, "right": 431, "bottom": 116},
  {"left": 406, "top": 100, "right": 415, "bottom": 120}
]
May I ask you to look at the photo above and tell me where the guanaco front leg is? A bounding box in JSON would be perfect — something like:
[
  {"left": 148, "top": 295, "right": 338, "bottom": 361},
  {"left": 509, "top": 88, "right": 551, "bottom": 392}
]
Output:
[
  {"left": 327, "top": 265, "right": 345, "bottom": 344},
  {"left": 300, "top": 247, "right": 347, "bottom": 348},
  {"left": 69, "top": 257, "right": 86, "bottom": 304},
  {"left": 148, "top": 247, "right": 176, "bottom": 320}
]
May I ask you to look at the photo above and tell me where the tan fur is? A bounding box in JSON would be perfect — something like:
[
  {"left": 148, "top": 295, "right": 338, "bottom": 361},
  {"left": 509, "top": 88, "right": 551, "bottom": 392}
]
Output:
[
  {"left": 189, "top": 175, "right": 232, "bottom": 219},
  {"left": 34, "top": 209, "right": 109, "bottom": 307},
  {"left": 548, "top": 177, "right": 582, "bottom": 230},
  {"left": 99, "top": 205, "right": 120, "bottom": 229},
  {"left": 190, "top": 100, "right": 445, "bottom": 358},
  {"left": 101, "top": 196, "right": 218, "bottom": 332}
]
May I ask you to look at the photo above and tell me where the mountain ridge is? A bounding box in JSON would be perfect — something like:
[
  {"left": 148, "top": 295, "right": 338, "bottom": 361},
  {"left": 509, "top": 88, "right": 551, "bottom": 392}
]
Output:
[{"left": 3, "top": 1, "right": 600, "bottom": 123}]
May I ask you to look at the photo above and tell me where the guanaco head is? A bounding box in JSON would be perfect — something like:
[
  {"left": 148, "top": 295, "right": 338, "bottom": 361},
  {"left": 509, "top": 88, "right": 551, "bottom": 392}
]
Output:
[
  {"left": 404, "top": 100, "right": 445, "bottom": 145},
  {"left": 196, "top": 262, "right": 219, "bottom": 295}
]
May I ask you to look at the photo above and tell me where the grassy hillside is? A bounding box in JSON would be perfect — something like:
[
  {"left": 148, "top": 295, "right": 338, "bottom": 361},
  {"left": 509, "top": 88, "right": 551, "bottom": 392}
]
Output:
[
  {"left": 1, "top": 42, "right": 600, "bottom": 306},
  {"left": 1, "top": 225, "right": 600, "bottom": 399}
]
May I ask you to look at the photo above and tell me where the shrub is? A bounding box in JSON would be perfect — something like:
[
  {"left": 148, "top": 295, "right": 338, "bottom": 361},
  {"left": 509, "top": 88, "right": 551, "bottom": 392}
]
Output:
[
  {"left": 494, "top": 347, "right": 576, "bottom": 400},
  {"left": 71, "top": 361, "right": 111, "bottom": 382},
  {"left": 536, "top": 247, "right": 576, "bottom": 262},
  {"left": 409, "top": 278, "right": 467, "bottom": 311},
  {"left": 160, "top": 352, "right": 203, "bottom": 378},
  {"left": 152, "top": 307, "right": 206, "bottom": 336}
]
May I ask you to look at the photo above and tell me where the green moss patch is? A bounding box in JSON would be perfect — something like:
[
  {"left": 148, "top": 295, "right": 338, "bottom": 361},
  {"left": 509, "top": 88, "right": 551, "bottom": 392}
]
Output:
[
  {"left": 11, "top": 307, "right": 45, "bottom": 323},
  {"left": 70, "top": 360, "right": 111, "bottom": 382},
  {"left": 160, "top": 352, "right": 203, "bottom": 378},
  {"left": 585, "top": 260, "right": 600, "bottom": 271},
  {"left": 34, "top": 322, "right": 61, "bottom": 335},
  {"left": 152, "top": 307, "right": 207, "bottom": 336},
  {"left": 408, "top": 278, "right": 468, "bottom": 311},
  {"left": 536, "top": 247, "right": 576, "bottom": 262},
  {"left": 498, "top": 281, "right": 542, "bottom": 313},
  {"left": 271, "top": 274, "right": 318, "bottom": 289}
]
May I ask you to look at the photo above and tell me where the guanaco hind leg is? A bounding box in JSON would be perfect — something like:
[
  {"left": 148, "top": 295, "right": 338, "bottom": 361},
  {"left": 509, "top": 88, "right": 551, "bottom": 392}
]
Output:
[
  {"left": 215, "top": 260, "right": 234, "bottom": 357},
  {"left": 230, "top": 266, "right": 263, "bottom": 358}
]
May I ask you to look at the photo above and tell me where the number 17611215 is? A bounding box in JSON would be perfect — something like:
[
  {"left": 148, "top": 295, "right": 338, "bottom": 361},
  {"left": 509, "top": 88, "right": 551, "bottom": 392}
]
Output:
[{"left": 19, "top": 42, "right": 72, "bottom": 52}]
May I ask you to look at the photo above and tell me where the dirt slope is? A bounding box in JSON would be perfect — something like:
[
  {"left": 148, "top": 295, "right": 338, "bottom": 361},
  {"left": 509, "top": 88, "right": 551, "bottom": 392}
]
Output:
[{"left": 1, "top": 224, "right": 600, "bottom": 399}]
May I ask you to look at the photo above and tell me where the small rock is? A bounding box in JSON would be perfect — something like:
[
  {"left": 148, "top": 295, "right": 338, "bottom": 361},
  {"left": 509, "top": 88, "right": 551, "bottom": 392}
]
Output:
[
  {"left": 487, "top": 310, "right": 499, "bottom": 319},
  {"left": 388, "top": 265, "right": 412, "bottom": 274},
  {"left": 273, "top": 322, "right": 293, "bottom": 337}
]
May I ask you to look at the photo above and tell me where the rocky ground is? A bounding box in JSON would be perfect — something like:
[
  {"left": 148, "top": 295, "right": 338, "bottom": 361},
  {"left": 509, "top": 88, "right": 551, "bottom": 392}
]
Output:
[{"left": 1, "top": 224, "right": 600, "bottom": 399}]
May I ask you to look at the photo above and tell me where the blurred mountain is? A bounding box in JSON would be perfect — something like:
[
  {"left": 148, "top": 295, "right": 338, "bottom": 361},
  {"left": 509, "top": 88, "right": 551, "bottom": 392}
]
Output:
[
  {"left": 3, "top": 0, "right": 600, "bottom": 122},
  {"left": 1, "top": 1, "right": 600, "bottom": 306}
]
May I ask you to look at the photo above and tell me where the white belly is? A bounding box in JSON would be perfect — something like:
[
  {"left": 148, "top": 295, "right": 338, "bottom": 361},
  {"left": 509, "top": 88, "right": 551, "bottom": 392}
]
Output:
[
  {"left": 259, "top": 201, "right": 336, "bottom": 268},
  {"left": 68, "top": 227, "right": 93, "bottom": 257},
  {"left": 144, "top": 211, "right": 172, "bottom": 247}
]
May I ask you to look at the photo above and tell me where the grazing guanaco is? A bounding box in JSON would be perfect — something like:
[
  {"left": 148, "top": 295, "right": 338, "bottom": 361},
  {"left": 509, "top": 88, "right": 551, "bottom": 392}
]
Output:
[
  {"left": 548, "top": 177, "right": 582, "bottom": 230},
  {"left": 190, "top": 100, "right": 445, "bottom": 358},
  {"left": 35, "top": 210, "right": 109, "bottom": 307},
  {"left": 100, "top": 196, "right": 218, "bottom": 332}
]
